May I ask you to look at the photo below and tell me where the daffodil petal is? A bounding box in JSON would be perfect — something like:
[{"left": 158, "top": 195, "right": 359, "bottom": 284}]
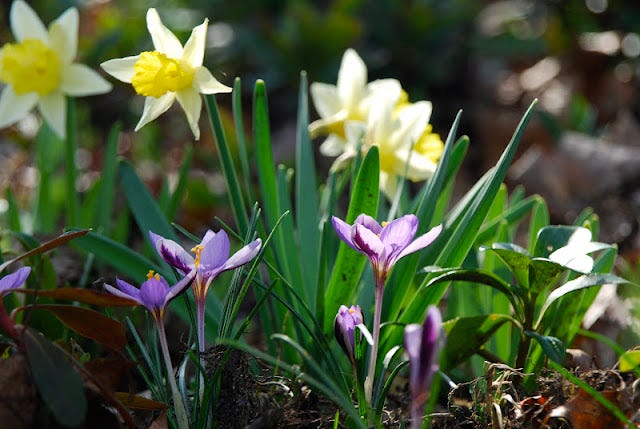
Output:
[
  {"left": 0, "top": 86, "right": 38, "bottom": 129},
  {"left": 379, "top": 170, "right": 398, "bottom": 201},
  {"left": 61, "top": 64, "right": 112, "bottom": 96},
  {"left": 319, "top": 134, "right": 347, "bottom": 157},
  {"left": 10, "top": 0, "right": 48, "bottom": 43},
  {"left": 310, "top": 82, "right": 341, "bottom": 119},
  {"left": 100, "top": 55, "right": 140, "bottom": 83},
  {"left": 49, "top": 7, "right": 78, "bottom": 64},
  {"left": 135, "top": 93, "right": 175, "bottom": 132},
  {"left": 403, "top": 151, "right": 437, "bottom": 182},
  {"left": 182, "top": 19, "right": 208, "bottom": 67},
  {"left": 38, "top": 92, "right": 66, "bottom": 139},
  {"left": 176, "top": 88, "right": 202, "bottom": 140},
  {"left": 337, "top": 48, "right": 366, "bottom": 111},
  {"left": 193, "top": 67, "right": 231, "bottom": 94},
  {"left": 394, "top": 101, "right": 431, "bottom": 146},
  {"left": 146, "top": 8, "right": 183, "bottom": 58}
]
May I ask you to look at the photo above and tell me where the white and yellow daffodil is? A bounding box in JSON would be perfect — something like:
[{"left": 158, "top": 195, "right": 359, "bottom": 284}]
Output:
[
  {"left": 0, "top": 0, "right": 112, "bottom": 138},
  {"left": 100, "top": 8, "right": 231, "bottom": 140},
  {"left": 309, "top": 48, "right": 401, "bottom": 157},
  {"left": 353, "top": 93, "right": 443, "bottom": 199}
]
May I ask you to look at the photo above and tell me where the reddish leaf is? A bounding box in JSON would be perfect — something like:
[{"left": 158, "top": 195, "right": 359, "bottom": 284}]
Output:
[
  {"left": 24, "top": 305, "right": 127, "bottom": 350},
  {"left": 114, "top": 392, "right": 167, "bottom": 411},
  {"left": 0, "top": 230, "right": 89, "bottom": 272},
  {"left": 545, "top": 388, "right": 628, "bottom": 428},
  {"left": 15, "top": 288, "right": 137, "bottom": 307}
]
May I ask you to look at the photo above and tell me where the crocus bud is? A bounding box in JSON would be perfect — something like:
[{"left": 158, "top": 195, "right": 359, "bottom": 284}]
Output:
[
  {"left": 334, "top": 305, "right": 364, "bottom": 364},
  {"left": 404, "top": 305, "right": 444, "bottom": 429}
]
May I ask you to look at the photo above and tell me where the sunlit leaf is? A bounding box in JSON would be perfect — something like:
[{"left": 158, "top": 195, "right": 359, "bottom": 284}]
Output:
[
  {"left": 619, "top": 350, "right": 640, "bottom": 373},
  {"left": 442, "top": 314, "right": 513, "bottom": 370},
  {"left": 525, "top": 331, "right": 564, "bottom": 364}
]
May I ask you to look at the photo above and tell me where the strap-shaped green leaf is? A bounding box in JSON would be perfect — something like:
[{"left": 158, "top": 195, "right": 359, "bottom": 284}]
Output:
[
  {"left": 323, "top": 147, "right": 380, "bottom": 333},
  {"left": 24, "top": 328, "right": 87, "bottom": 427}
]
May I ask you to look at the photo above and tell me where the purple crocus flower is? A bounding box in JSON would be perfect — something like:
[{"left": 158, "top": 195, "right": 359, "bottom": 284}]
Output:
[
  {"left": 331, "top": 214, "right": 442, "bottom": 286},
  {"left": 0, "top": 266, "right": 31, "bottom": 296},
  {"left": 332, "top": 213, "right": 441, "bottom": 403},
  {"left": 334, "top": 304, "right": 364, "bottom": 365},
  {"left": 149, "top": 230, "right": 262, "bottom": 355},
  {"left": 0, "top": 266, "right": 31, "bottom": 341},
  {"left": 104, "top": 269, "right": 195, "bottom": 321},
  {"left": 404, "top": 305, "right": 444, "bottom": 429}
]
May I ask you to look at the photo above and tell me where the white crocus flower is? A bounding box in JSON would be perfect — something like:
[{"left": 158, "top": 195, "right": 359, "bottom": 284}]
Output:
[
  {"left": 309, "top": 48, "right": 401, "bottom": 158},
  {"left": 0, "top": 0, "right": 112, "bottom": 138},
  {"left": 354, "top": 94, "right": 443, "bottom": 199},
  {"left": 100, "top": 8, "right": 231, "bottom": 140}
]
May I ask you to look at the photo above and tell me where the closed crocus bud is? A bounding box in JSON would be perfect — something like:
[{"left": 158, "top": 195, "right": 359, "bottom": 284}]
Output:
[
  {"left": 334, "top": 305, "right": 364, "bottom": 364},
  {"left": 404, "top": 305, "right": 444, "bottom": 429}
]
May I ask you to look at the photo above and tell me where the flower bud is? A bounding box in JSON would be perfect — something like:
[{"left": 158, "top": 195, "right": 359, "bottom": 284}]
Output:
[{"left": 334, "top": 305, "right": 364, "bottom": 364}]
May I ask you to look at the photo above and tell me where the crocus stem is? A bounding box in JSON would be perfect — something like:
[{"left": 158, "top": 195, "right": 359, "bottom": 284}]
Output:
[
  {"left": 0, "top": 302, "right": 19, "bottom": 342},
  {"left": 195, "top": 296, "right": 206, "bottom": 399},
  {"left": 365, "top": 280, "right": 385, "bottom": 405},
  {"left": 156, "top": 319, "right": 190, "bottom": 429}
]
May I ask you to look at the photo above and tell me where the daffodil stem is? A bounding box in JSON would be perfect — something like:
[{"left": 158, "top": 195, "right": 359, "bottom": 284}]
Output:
[
  {"left": 365, "top": 279, "right": 385, "bottom": 406},
  {"left": 64, "top": 99, "right": 79, "bottom": 227},
  {"left": 156, "top": 319, "right": 190, "bottom": 429}
]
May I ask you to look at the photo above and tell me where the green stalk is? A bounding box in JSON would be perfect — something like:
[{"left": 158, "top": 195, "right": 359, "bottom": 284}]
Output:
[
  {"left": 156, "top": 318, "right": 190, "bottom": 429},
  {"left": 65, "top": 99, "right": 79, "bottom": 227}
]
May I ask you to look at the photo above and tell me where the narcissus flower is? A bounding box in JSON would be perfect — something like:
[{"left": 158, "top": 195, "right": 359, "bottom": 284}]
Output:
[
  {"left": 334, "top": 304, "right": 364, "bottom": 365},
  {"left": 0, "top": 0, "right": 112, "bottom": 138},
  {"left": 358, "top": 93, "right": 444, "bottom": 199},
  {"left": 404, "top": 306, "right": 444, "bottom": 429},
  {"left": 150, "top": 230, "right": 261, "bottom": 353},
  {"left": 100, "top": 8, "right": 231, "bottom": 140},
  {"left": 309, "top": 48, "right": 401, "bottom": 162},
  {"left": 332, "top": 214, "right": 442, "bottom": 286}
]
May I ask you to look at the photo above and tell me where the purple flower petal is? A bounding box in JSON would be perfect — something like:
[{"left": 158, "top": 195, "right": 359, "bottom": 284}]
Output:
[
  {"left": 334, "top": 304, "right": 364, "bottom": 363},
  {"left": 139, "top": 275, "right": 170, "bottom": 312},
  {"left": 397, "top": 224, "right": 442, "bottom": 261},
  {"left": 165, "top": 269, "right": 196, "bottom": 303},
  {"left": 0, "top": 266, "right": 31, "bottom": 296},
  {"left": 331, "top": 216, "right": 358, "bottom": 251},
  {"left": 221, "top": 239, "right": 262, "bottom": 271},
  {"left": 354, "top": 214, "right": 382, "bottom": 235},
  {"left": 353, "top": 223, "right": 384, "bottom": 259},
  {"left": 104, "top": 283, "right": 142, "bottom": 305},
  {"left": 114, "top": 277, "right": 143, "bottom": 300},
  {"left": 200, "top": 230, "right": 216, "bottom": 246},
  {"left": 199, "top": 229, "right": 230, "bottom": 272},
  {"left": 150, "top": 231, "right": 194, "bottom": 273},
  {"left": 380, "top": 214, "right": 418, "bottom": 260}
]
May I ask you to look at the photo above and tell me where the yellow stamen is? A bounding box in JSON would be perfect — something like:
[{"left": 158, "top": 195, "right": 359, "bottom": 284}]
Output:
[
  {"left": 381, "top": 221, "right": 388, "bottom": 228},
  {"left": 191, "top": 244, "right": 204, "bottom": 268},
  {"left": 131, "top": 51, "right": 194, "bottom": 98},
  {"left": 349, "top": 308, "right": 355, "bottom": 314},
  {"left": 0, "top": 38, "right": 61, "bottom": 95},
  {"left": 146, "top": 270, "right": 160, "bottom": 280}
]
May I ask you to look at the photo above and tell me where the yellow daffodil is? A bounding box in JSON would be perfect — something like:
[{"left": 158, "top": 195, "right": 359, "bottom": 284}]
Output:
[
  {"left": 0, "top": 0, "right": 112, "bottom": 138},
  {"left": 309, "top": 48, "right": 401, "bottom": 158},
  {"left": 100, "top": 9, "right": 231, "bottom": 140},
  {"left": 351, "top": 94, "right": 444, "bottom": 199}
]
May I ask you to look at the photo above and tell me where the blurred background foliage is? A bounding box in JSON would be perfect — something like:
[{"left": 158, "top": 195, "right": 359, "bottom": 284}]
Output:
[{"left": 1, "top": 0, "right": 640, "bottom": 244}]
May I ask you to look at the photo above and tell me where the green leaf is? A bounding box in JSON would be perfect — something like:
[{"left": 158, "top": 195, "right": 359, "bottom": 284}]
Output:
[
  {"left": 527, "top": 198, "right": 549, "bottom": 254},
  {"left": 14, "top": 287, "right": 137, "bottom": 307},
  {"left": 164, "top": 145, "right": 193, "bottom": 220},
  {"left": 442, "top": 314, "right": 513, "bottom": 370},
  {"left": 525, "top": 331, "right": 565, "bottom": 364},
  {"left": 295, "top": 72, "right": 321, "bottom": 312},
  {"left": 488, "top": 244, "right": 531, "bottom": 291},
  {"left": 425, "top": 268, "right": 521, "bottom": 314},
  {"left": 96, "top": 123, "right": 121, "bottom": 234},
  {"left": 205, "top": 94, "right": 249, "bottom": 234},
  {"left": 533, "top": 225, "right": 590, "bottom": 258},
  {"left": 71, "top": 230, "right": 165, "bottom": 281},
  {"left": 528, "top": 258, "right": 565, "bottom": 294},
  {"left": 24, "top": 328, "right": 87, "bottom": 427},
  {"left": 619, "top": 350, "right": 640, "bottom": 373},
  {"left": 538, "top": 273, "right": 632, "bottom": 326},
  {"left": 323, "top": 146, "right": 380, "bottom": 332}
]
